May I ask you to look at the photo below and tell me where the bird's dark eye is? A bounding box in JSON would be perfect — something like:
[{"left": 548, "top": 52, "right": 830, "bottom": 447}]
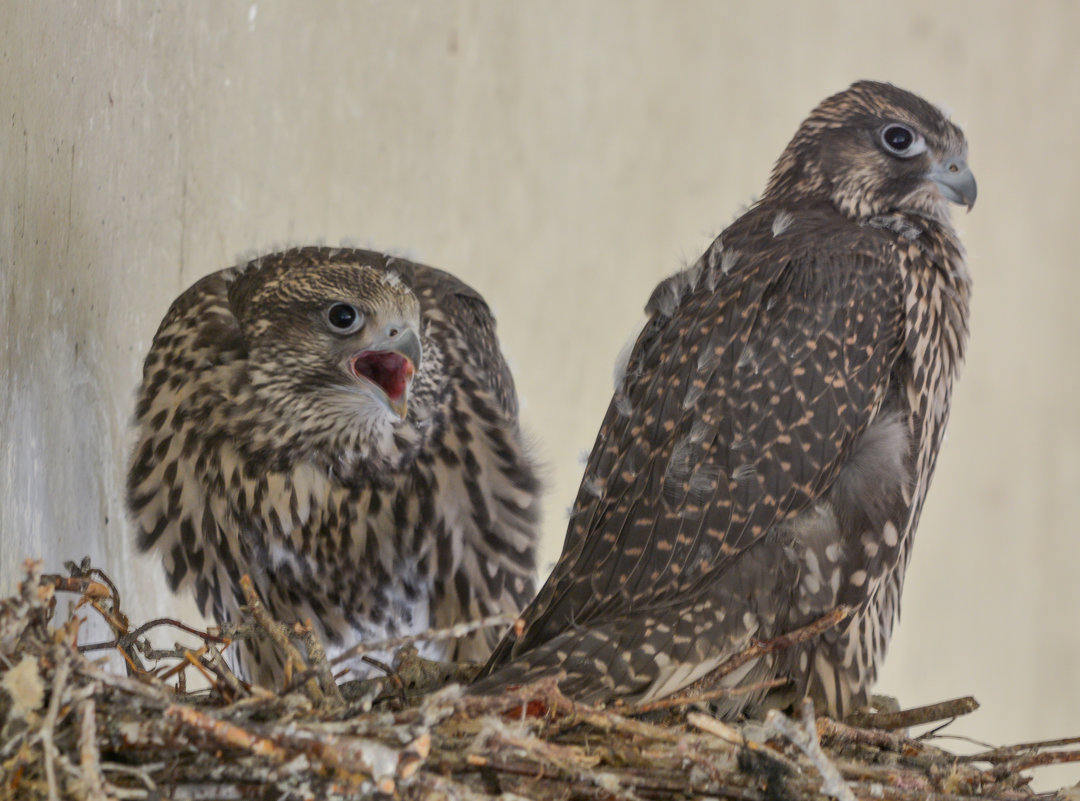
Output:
[
  {"left": 883, "top": 125, "right": 913, "bottom": 151},
  {"left": 326, "top": 303, "right": 364, "bottom": 333},
  {"left": 880, "top": 124, "right": 926, "bottom": 158}
]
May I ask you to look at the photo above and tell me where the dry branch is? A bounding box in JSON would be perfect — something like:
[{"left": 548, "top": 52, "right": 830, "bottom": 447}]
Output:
[{"left": 845, "top": 695, "right": 980, "bottom": 730}]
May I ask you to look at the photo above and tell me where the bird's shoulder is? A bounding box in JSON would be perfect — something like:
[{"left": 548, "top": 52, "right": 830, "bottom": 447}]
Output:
[
  {"left": 151, "top": 267, "right": 245, "bottom": 354},
  {"left": 661, "top": 201, "right": 903, "bottom": 308},
  {"left": 135, "top": 267, "right": 248, "bottom": 427}
]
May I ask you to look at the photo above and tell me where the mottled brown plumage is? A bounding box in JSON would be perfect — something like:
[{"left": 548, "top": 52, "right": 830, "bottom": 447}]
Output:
[
  {"left": 128, "top": 247, "right": 540, "bottom": 684},
  {"left": 475, "top": 81, "right": 975, "bottom": 718}
]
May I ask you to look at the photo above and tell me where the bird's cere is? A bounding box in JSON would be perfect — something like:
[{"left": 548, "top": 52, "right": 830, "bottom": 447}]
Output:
[{"left": 928, "top": 157, "right": 977, "bottom": 209}]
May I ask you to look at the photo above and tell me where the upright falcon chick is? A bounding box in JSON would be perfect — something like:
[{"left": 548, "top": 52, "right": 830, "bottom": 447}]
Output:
[
  {"left": 475, "top": 81, "right": 976, "bottom": 718},
  {"left": 128, "top": 247, "right": 540, "bottom": 684}
]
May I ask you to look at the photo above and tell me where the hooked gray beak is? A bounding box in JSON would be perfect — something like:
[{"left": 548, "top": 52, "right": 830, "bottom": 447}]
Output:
[
  {"left": 929, "top": 156, "right": 977, "bottom": 210},
  {"left": 349, "top": 326, "right": 422, "bottom": 419}
]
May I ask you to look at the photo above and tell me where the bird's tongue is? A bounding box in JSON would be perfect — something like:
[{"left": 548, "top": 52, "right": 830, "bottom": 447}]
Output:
[{"left": 351, "top": 351, "right": 414, "bottom": 401}]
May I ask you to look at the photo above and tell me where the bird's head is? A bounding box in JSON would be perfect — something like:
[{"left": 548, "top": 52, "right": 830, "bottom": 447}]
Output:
[
  {"left": 228, "top": 253, "right": 427, "bottom": 466},
  {"left": 764, "top": 80, "right": 976, "bottom": 224}
]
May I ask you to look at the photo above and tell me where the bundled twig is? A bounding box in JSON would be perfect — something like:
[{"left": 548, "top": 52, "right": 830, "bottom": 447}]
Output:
[{"left": 1, "top": 557, "right": 1078, "bottom": 800}]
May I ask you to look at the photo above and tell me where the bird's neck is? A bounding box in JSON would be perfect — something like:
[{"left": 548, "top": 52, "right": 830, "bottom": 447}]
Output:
[
  {"left": 228, "top": 397, "right": 433, "bottom": 482},
  {"left": 869, "top": 211, "right": 970, "bottom": 290}
]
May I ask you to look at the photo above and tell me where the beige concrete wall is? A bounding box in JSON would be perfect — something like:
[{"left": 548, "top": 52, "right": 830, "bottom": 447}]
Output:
[{"left": 3, "top": 0, "right": 1078, "bottom": 782}]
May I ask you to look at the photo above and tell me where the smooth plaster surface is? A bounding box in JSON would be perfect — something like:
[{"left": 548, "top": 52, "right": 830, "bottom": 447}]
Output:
[{"left": 3, "top": 1, "right": 1078, "bottom": 784}]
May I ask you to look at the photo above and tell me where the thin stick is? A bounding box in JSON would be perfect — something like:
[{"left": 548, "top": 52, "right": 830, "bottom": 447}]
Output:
[
  {"left": 165, "top": 704, "right": 291, "bottom": 762},
  {"left": 959, "top": 735, "right": 1080, "bottom": 763},
  {"left": 78, "top": 658, "right": 174, "bottom": 703},
  {"left": 47, "top": 574, "right": 111, "bottom": 602},
  {"left": 991, "top": 749, "right": 1080, "bottom": 778},
  {"left": 296, "top": 619, "right": 344, "bottom": 708},
  {"left": 77, "top": 696, "right": 110, "bottom": 801},
  {"left": 687, "top": 711, "right": 746, "bottom": 745},
  {"left": 203, "top": 642, "right": 248, "bottom": 702},
  {"left": 328, "top": 613, "right": 513, "bottom": 667},
  {"left": 721, "top": 606, "right": 850, "bottom": 681},
  {"left": 631, "top": 676, "right": 787, "bottom": 714},
  {"left": 239, "top": 575, "right": 323, "bottom": 703},
  {"left": 845, "top": 696, "right": 979, "bottom": 730},
  {"left": 99, "top": 761, "right": 159, "bottom": 796},
  {"left": 40, "top": 653, "right": 71, "bottom": 801},
  {"left": 79, "top": 616, "right": 230, "bottom": 653},
  {"left": 817, "top": 716, "right": 914, "bottom": 752}
]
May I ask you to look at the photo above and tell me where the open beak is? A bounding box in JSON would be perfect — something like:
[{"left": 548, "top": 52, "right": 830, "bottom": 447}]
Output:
[
  {"left": 929, "top": 156, "right": 977, "bottom": 211},
  {"left": 348, "top": 326, "right": 421, "bottom": 419}
]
